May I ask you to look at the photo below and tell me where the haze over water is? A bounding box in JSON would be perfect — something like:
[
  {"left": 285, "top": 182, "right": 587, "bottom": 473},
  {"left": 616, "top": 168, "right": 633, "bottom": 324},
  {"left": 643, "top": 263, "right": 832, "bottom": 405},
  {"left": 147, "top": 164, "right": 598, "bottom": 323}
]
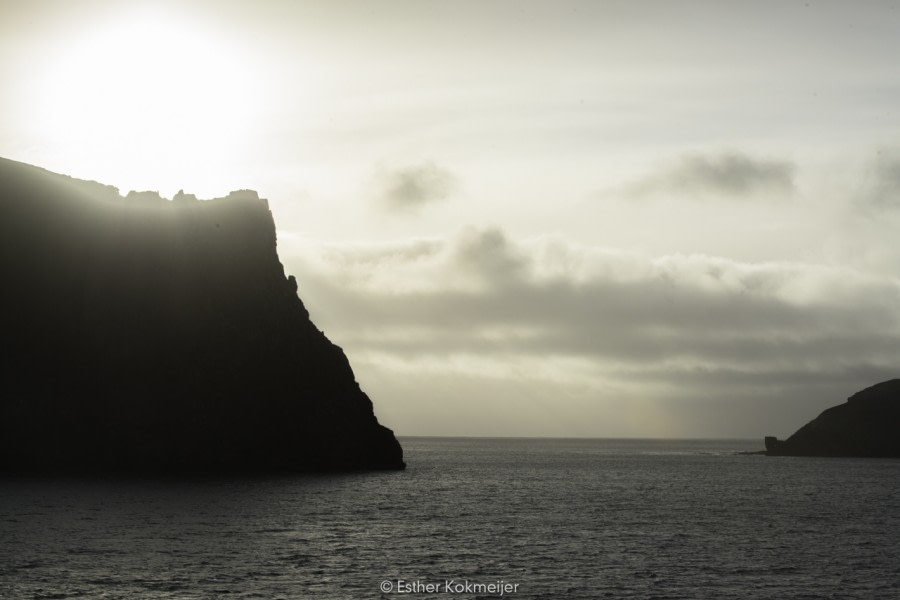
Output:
[{"left": 3, "top": 438, "right": 898, "bottom": 599}]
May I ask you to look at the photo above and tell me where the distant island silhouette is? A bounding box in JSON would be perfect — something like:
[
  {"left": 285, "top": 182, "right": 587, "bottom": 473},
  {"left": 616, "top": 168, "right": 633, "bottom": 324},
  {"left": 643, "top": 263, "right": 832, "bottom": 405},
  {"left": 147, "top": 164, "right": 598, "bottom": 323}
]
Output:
[
  {"left": 765, "top": 379, "right": 900, "bottom": 458},
  {"left": 0, "top": 157, "right": 404, "bottom": 472}
]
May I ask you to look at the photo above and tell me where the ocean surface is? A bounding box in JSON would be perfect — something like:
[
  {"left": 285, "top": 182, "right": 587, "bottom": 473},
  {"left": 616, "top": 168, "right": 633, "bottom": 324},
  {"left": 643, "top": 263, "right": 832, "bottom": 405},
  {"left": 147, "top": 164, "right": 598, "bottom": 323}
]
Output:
[{"left": 1, "top": 437, "right": 899, "bottom": 599}]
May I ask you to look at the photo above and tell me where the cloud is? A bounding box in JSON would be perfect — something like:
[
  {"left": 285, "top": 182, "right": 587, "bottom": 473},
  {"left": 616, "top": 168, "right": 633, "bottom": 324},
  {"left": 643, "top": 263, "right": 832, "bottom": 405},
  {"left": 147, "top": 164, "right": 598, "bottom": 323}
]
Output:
[
  {"left": 374, "top": 161, "right": 458, "bottom": 213},
  {"left": 622, "top": 151, "right": 795, "bottom": 200},
  {"left": 284, "top": 229, "right": 900, "bottom": 433},
  {"left": 452, "top": 227, "right": 528, "bottom": 285},
  {"left": 857, "top": 149, "right": 900, "bottom": 211}
]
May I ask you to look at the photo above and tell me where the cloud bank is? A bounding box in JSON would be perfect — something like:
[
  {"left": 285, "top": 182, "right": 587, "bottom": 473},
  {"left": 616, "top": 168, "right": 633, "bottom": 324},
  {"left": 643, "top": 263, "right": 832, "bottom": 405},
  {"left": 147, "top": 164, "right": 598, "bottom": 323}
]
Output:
[{"left": 282, "top": 228, "right": 900, "bottom": 437}]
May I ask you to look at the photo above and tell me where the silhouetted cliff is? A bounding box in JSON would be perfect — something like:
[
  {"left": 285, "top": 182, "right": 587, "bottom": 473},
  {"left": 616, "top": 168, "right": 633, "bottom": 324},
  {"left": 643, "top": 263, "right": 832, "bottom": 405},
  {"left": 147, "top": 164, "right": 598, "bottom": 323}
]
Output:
[
  {"left": 0, "top": 157, "right": 404, "bottom": 472},
  {"left": 765, "top": 379, "right": 900, "bottom": 457}
]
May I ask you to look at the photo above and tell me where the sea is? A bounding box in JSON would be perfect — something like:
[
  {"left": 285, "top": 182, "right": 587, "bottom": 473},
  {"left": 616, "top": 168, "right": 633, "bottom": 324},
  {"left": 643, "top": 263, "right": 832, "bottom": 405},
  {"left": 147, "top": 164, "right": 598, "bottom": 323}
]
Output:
[{"left": 1, "top": 437, "right": 898, "bottom": 599}]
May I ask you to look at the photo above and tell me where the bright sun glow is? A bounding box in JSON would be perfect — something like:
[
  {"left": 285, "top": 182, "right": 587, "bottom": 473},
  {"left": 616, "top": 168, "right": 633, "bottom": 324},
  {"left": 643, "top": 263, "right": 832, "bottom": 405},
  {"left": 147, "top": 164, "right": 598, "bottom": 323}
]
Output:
[{"left": 32, "top": 7, "right": 261, "bottom": 196}]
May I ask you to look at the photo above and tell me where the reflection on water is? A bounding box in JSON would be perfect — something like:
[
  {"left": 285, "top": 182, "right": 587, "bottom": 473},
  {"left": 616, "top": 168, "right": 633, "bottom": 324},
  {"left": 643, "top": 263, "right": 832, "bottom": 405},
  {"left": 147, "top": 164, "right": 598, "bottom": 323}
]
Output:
[{"left": 2, "top": 438, "right": 898, "bottom": 599}]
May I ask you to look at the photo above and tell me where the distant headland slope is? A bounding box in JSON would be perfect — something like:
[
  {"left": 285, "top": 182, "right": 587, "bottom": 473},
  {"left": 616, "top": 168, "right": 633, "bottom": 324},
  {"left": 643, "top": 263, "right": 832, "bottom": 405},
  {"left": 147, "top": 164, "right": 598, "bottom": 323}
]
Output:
[
  {"left": 765, "top": 379, "right": 900, "bottom": 457},
  {"left": 0, "top": 157, "right": 404, "bottom": 472}
]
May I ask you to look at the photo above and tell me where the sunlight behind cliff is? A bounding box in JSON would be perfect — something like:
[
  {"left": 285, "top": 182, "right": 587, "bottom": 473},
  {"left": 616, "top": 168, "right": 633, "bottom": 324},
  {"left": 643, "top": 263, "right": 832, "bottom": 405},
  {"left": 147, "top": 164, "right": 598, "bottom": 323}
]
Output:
[{"left": 28, "top": 5, "right": 264, "bottom": 198}]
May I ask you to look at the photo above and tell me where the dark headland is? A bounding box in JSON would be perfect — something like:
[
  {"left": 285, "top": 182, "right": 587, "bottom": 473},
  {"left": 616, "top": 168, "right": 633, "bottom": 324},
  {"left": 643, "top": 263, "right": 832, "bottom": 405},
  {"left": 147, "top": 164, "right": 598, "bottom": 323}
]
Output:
[
  {"left": 765, "top": 379, "right": 900, "bottom": 458},
  {"left": 0, "top": 157, "right": 404, "bottom": 473}
]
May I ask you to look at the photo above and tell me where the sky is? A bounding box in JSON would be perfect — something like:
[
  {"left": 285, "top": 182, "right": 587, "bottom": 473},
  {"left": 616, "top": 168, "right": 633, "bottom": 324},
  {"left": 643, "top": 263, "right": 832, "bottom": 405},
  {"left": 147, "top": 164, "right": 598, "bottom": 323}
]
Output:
[{"left": 3, "top": 0, "right": 900, "bottom": 439}]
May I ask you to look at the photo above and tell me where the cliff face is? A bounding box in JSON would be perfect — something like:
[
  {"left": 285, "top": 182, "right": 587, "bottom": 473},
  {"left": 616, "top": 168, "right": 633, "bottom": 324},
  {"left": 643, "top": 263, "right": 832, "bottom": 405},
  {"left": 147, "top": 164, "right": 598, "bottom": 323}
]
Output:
[
  {"left": 0, "top": 157, "right": 404, "bottom": 472},
  {"left": 765, "top": 379, "right": 900, "bottom": 458}
]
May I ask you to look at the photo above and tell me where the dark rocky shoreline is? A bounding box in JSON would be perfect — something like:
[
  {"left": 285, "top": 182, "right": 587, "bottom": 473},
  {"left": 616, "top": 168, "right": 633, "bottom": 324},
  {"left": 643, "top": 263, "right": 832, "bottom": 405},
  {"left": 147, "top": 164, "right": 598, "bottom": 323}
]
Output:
[
  {"left": 765, "top": 379, "right": 900, "bottom": 458},
  {"left": 0, "top": 157, "right": 404, "bottom": 473}
]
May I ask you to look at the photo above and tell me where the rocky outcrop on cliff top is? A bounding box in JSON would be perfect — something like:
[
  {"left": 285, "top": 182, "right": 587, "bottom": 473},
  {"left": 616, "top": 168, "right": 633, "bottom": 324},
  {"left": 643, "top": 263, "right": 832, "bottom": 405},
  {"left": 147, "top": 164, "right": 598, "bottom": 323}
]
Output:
[
  {"left": 0, "top": 156, "right": 404, "bottom": 472},
  {"left": 765, "top": 379, "right": 900, "bottom": 458}
]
